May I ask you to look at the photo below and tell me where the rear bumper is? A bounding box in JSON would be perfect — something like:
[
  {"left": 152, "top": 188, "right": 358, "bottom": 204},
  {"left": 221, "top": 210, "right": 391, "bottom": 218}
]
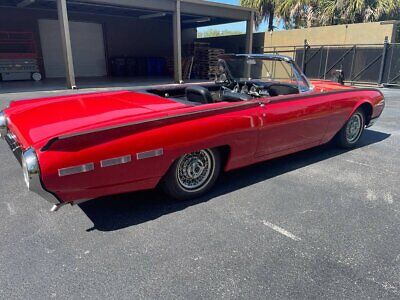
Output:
[
  {"left": 5, "top": 132, "right": 23, "bottom": 164},
  {"left": 1, "top": 111, "right": 60, "bottom": 205},
  {"left": 0, "top": 111, "right": 7, "bottom": 138},
  {"left": 366, "top": 116, "right": 379, "bottom": 128}
]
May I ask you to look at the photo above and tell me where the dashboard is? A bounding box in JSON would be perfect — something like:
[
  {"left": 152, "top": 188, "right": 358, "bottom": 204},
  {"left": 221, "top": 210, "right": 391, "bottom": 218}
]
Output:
[{"left": 220, "top": 80, "right": 300, "bottom": 102}]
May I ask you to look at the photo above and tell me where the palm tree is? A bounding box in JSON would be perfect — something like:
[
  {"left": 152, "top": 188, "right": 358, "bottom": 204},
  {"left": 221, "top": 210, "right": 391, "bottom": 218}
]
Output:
[
  {"left": 318, "top": 0, "right": 399, "bottom": 25},
  {"left": 240, "top": 0, "right": 276, "bottom": 31},
  {"left": 241, "top": 0, "right": 399, "bottom": 29},
  {"left": 274, "top": 0, "right": 319, "bottom": 28}
]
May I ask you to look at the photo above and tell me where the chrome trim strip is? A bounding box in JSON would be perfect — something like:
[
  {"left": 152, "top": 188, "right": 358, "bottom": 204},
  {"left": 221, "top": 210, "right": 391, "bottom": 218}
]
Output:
[
  {"left": 137, "top": 148, "right": 164, "bottom": 160},
  {"left": 41, "top": 101, "right": 260, "bottom": 151},
  {"left": 100, "top": 155, "right": 131, "bottom": 168},
  {"left": 22, "top": 148, "right": 60, "bottom": 205},
  {"left": 58, "top": 163, "right": 94, "bottom": 177}
]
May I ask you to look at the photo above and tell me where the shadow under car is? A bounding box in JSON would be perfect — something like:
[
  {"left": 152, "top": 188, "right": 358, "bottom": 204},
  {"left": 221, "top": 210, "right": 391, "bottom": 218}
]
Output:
[{"left": 79, "top": 129, "right": 390, "bottom": 232}]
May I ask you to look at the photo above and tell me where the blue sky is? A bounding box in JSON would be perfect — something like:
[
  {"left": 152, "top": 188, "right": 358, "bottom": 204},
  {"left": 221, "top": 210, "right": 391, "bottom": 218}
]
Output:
[{"left": 197, "top": 0, "right": 269, "bottom": 33}]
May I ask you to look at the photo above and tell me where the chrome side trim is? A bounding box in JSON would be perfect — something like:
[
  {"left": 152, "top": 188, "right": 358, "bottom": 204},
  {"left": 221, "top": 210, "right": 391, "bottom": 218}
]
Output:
[
  {"left": 137, "top": 148, "right": 164, "bottom": 160},
  {"left": 41, "top": 101, "right": 260, "bottom": 151},
  {"left": 100, "top": 155, "right": 131, "bottom": 168},
  {"left": 58, "top": 163, "right": 94, "bottom": 177},
  {"left": 0, "top": 111, "right": 7, "bottom": 138},
  {"left": 22, "top": 148, "right": 60, "bottom": 205}
]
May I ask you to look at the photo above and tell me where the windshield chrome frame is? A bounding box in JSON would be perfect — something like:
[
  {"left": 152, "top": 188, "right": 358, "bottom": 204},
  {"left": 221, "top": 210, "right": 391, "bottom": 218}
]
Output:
[{"left": 217, "top": 54, "right": 314, "bottom": 93}]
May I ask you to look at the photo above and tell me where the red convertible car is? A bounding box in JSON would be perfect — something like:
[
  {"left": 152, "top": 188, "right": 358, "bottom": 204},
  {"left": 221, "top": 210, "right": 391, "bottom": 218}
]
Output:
[{"left": 0, "top": 54, "right": 385, "bottom": 211}]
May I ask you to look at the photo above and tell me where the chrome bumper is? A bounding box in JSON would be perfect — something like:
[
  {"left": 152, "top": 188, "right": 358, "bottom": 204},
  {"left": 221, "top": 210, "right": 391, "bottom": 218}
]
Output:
[
  {"left": 21, "top": 148, "right": 60, "bottom": 205},
  {"left": 366, "top": 116, "right": 379, "bottom": 128},
  {"left": 1, "top": 111, "right": 60, "bottom": 205},
  {"left": 5, "top": 132, "right": 23, "bottom": 164},
  {"left": 0, "top": 111, "right": 7, "bottom": 138}
]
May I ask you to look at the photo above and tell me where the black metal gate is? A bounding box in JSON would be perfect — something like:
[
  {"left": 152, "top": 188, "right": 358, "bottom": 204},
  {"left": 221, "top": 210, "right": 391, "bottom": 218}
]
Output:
[{"left": 263, "top": 38, "right": 400, "bottom": 87}]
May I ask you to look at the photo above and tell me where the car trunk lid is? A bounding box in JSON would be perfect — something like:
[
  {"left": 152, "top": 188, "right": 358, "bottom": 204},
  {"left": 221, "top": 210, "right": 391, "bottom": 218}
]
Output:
[{"left": 5, "top": 90, "right": 187, "bottom": 149}]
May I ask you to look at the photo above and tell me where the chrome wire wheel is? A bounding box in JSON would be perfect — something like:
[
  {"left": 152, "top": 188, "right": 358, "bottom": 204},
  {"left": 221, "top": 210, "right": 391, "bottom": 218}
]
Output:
[
  {"left": 345, "top": 113, "right": 363, "bottom": 143},
  {"left": 176, "top": 150, "right": 215, "bottom": 192}
]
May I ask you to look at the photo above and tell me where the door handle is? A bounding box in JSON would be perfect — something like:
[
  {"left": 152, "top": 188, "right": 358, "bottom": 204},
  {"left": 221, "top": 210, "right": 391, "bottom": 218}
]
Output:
[{"left": 259, "top": 102, "right": 267, "bottom": 118}]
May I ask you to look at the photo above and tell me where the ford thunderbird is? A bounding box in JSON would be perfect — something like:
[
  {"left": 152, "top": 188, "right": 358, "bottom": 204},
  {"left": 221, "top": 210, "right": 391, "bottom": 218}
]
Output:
[{"left": 0, "top": 54, "right": 385, "bottom": 211}]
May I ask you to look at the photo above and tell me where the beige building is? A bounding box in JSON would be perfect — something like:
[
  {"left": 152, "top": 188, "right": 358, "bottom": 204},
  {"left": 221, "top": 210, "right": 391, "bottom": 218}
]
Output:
[{"left": 265, "top": 21, "right": 400, "bottom": 49}]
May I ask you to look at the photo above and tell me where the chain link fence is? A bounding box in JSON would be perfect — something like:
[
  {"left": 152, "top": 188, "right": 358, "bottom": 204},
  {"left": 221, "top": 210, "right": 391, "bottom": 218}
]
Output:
[{"left": 263, "top": 38, "right": 400, "bottom": 87}]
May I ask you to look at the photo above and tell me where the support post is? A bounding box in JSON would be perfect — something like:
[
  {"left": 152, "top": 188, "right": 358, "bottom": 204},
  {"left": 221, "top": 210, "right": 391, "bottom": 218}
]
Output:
[
  {"left": 349, "top": 45, "right": 356, "bottom": 85},
  {"left": 323, "top": 47, "right": 330, "bottom": 80},
  {"left": 244, "top": 11, "right": 254, "bottom": 79},
  {"left": 56, "top": 0, "right": 76, "bottom": 89},
  {"left": 301, "top": 39, "right": 309, "bottom": 73},
  {"left": 173, "top": 0, "right": 182, "bottom": 83},
  {"left": 245, "top": 11, "right": 254, "bottom": 54},
  {"left": 378, "top": 36, "right": 389, "bottom": 85}
]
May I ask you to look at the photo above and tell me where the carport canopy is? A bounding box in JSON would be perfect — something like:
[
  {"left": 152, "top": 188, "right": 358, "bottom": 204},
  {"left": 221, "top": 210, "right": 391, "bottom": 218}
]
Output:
[{"left": 2, "top": 0, "right": 255, "bottom": 89}]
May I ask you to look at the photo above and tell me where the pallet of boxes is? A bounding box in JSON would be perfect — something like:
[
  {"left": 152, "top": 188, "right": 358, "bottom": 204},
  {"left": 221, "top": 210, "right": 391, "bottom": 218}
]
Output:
[
  {"left": 166, "top": 43, "right": 225, "bottom": 81},
  {"left": 192, "top": 43, "right": 225, "bottom": 80},
  {"left": 193, "top": 42, "right": 210, "bottom": 80},
  {"left": 208, "top": 48, "right": 225, "bottom": 80}
]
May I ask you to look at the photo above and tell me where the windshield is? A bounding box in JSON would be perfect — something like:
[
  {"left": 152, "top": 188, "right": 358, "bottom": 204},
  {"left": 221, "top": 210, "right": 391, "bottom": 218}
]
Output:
[{"left": 218, "top": 57, "right": 312, "bottom": 93}]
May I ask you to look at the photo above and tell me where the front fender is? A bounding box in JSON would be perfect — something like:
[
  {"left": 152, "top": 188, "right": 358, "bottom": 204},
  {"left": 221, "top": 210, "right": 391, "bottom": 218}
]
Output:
[{"left": 344, "top": 89, "right": 383, "bottom": 126}]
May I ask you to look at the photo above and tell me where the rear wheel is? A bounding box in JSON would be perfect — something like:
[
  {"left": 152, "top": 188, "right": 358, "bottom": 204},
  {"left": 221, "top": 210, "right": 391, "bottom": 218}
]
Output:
[
  {"left": 335, "top": 109, "right": 365, "bottom": 148},
  {"left": 162, "top": 148, "right": 221, "bottom": 200}
]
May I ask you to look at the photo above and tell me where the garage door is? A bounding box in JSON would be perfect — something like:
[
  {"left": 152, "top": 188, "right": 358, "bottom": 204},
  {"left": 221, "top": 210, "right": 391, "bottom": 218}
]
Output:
[{"left": 39, "top": 19, "right": 107, "bottom": 78}]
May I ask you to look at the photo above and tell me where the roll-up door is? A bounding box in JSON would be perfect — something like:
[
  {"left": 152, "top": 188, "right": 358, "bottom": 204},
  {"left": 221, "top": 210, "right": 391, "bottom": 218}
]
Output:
[{"left": 39, "top": 19, "right": 106, "bottom": 78}]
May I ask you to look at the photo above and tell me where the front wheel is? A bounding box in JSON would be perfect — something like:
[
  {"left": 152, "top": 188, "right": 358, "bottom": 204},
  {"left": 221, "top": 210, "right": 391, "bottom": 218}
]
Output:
[
  {"left": 161, "top": 148, "right": 221, "bottom": 201},
  {"left": 335, "top": 109, "right": 365, "bottom": 148}
]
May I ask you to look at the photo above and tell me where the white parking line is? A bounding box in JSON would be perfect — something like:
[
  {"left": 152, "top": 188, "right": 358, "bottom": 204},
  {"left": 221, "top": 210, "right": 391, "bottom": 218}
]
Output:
[
  {"left": 344, "top": 159, "right": 398, "bottom": 175},
  {"left": 344, "top": 159, "right": 374, "bottom": 168},
  {"left": 6, "top": 202, "right": 16, "bottom": 215},
  {"left": 262, "top": 220, "right": 301, "bottom": 241}
]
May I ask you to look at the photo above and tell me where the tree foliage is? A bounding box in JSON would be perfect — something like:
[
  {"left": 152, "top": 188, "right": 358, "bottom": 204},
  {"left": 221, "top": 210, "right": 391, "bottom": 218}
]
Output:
[
  {"left": 197, "top": 29, "right": 244, "bottom": 38},
  {"left": 240, "top": 0, "right": 276, "bottom": 31},
  {"left": 240, "top": 0, "right": 400, "bottom": 29}
]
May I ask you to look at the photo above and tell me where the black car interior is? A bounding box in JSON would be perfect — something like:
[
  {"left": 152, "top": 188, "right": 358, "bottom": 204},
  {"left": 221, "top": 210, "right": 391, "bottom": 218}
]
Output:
[
  {"left": 185, "top": 86, "right": 215, "bottom": 104},
  {"left": 145, "top": 57, "right": 302, "bottom": 105},
  {"left": 146, "top": 80, "right": 300, "bottom": 105}
]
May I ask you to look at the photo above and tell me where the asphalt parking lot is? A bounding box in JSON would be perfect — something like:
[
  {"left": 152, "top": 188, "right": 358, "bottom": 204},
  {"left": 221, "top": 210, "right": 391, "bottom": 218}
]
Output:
[{"left": 0, "top": 87, "right": 399, "bottom": 299}]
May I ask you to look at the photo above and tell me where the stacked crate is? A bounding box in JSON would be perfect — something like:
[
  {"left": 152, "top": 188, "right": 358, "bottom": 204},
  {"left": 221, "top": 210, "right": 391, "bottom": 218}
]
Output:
[
  {"left": 208, "top": 48, "right": 225, "bottom": 80},
  {"left": 182, "top": 57, "right": 194, "bottom": 80},
  {"left": 166, "top": 43, "right": 225, "bottom": 80},
  {"left": 193, "top": 42, "right": 210, "bottom": 79}
]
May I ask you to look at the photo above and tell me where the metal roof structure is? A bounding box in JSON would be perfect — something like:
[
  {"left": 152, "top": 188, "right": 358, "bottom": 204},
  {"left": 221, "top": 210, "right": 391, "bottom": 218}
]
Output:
[
  {"left": 1, "top": 0, "right": 255, "bottom": 28},
  {"left": 1, "top": 0, "right": 256, "bottom": 88}
]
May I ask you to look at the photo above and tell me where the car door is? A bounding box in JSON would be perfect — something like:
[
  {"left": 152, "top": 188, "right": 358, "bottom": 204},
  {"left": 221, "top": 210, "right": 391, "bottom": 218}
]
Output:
[{"left": 255, "top": 93, "right": 332, "bottom": 157}]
